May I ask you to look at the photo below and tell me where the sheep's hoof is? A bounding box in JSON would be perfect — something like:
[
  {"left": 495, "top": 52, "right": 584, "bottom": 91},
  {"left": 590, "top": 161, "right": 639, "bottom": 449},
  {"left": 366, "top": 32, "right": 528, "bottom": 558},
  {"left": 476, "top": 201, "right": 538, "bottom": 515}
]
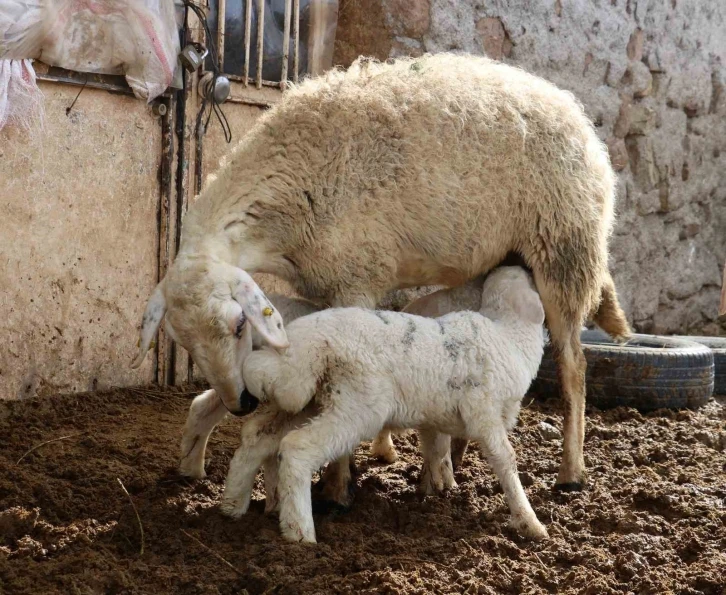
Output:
[
  {"left": 553, "top": 481, "right": 585, "bottom": 493},
  {"left": 555, "top": 465, "right": 588, "bottom": 492},
  {"left": 450, "top": 438, "right": 469, "bottom": 471},
  {"left": 311, "top": 479, "right": 356, "bottom": 514},
  {"left": 311, "top": 460, "right": 357, "bottom": 513}
]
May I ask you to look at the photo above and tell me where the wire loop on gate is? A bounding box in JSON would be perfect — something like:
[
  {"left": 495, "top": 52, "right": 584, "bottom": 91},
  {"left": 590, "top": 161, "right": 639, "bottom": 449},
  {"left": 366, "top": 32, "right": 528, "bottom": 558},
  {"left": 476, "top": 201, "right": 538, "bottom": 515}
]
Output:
[{"left": 182, "top": 0, "right": 232, "bottom": 143}]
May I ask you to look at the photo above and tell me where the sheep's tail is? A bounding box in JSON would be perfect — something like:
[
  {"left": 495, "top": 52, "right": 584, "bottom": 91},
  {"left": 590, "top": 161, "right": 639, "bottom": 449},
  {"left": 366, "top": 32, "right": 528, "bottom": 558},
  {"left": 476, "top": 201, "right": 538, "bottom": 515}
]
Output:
[{"left": 591, "top": 271, "right": 632, "bottom": 343}]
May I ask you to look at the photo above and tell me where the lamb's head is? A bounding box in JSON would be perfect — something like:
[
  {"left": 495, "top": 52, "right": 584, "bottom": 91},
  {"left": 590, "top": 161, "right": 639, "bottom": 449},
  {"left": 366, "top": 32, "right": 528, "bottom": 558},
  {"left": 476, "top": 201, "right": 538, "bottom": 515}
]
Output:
[
  {"left": 131, "top": 259, "right": 289, "bottom": 414},
  {"left": 479, "top": 266, "right": 545, "bottom": 327}
]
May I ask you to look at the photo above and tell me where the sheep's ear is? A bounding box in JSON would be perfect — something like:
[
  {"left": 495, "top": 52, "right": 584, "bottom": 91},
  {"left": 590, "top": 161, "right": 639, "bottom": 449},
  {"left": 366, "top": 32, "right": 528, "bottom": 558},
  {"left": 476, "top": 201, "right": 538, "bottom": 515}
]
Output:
[
  {"left": 509, "top": 289, "right": 545, "bottom": 326},
  {"left": 131, "top": 280, "right": 167, "bottom": 368},
  {"left": 230, "top": 269, "right": 289, "bottom": 350}
]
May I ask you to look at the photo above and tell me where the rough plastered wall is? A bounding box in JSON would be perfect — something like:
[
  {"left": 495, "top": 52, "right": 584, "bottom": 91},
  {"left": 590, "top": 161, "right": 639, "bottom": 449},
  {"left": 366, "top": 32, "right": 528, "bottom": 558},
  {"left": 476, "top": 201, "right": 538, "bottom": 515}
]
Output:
[
  {"left": 0, "top": 82, "right": 161, "bottom": 399},
  {"left": 335, "top": 0, "right": 726, "bottom": 335}
]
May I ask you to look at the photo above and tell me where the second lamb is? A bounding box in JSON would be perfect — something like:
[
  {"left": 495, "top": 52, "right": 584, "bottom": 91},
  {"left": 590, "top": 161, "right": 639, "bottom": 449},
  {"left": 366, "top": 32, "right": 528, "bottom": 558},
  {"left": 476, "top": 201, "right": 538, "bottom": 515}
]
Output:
[{"left": 226, "top": 266, "right": 548, "bottom": 543}]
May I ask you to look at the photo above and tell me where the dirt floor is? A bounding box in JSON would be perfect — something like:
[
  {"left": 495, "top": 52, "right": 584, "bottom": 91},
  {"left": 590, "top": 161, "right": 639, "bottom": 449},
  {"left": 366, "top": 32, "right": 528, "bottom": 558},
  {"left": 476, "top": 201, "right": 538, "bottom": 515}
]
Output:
[{"left": 1, "top": 385, "right": 724, "bottom": 595}]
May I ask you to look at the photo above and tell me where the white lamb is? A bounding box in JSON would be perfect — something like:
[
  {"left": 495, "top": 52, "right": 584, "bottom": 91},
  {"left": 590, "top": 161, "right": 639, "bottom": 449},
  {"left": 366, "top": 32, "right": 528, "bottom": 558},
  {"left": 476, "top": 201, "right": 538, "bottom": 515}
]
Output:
[
  {"left": 222, "top": 266, "right": 549, "bottom": 543},
  {"left": 179, "top": 294, "right": 321, "bottom": 480}
]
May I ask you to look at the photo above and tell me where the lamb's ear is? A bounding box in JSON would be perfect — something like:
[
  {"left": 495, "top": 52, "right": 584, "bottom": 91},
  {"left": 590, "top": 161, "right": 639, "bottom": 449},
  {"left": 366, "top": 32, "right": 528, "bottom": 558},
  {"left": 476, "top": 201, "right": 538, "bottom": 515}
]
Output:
[
  {"left": 229, "top": 269, "right": 289, "bottom": 350},
  {"left": 508, "top": 288, "right": 545, "bottom": 326},
  {"left": 131, "top": 280, "right": 167, "bottom": 368}
]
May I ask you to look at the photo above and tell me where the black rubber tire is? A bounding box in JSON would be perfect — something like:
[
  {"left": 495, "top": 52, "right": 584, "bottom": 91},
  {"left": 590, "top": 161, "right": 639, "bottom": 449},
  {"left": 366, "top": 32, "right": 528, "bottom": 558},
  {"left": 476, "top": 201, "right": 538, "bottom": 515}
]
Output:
[
  {"left": 532, "top": 330, "right": 714, "bottom": 411},
  {"left": 667, "top": 335, "right": 726, "bottom": 396}
]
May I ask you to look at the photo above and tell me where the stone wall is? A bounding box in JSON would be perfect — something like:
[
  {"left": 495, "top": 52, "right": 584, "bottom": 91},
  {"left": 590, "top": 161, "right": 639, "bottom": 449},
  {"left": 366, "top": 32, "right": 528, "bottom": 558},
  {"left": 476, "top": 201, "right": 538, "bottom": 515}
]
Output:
[{"left": 334, "top": 0, "right": 726, "bottom": 335}]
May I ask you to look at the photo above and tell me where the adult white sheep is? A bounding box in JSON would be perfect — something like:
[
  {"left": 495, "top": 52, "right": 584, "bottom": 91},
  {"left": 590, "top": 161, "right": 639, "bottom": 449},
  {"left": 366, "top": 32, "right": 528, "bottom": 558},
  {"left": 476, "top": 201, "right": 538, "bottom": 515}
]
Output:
[
  {"left": 131, "top": 53, "right": 631, "bottom": 508},
  {"left": 224, "top": 266, "right": 549, "bottom": 543}
]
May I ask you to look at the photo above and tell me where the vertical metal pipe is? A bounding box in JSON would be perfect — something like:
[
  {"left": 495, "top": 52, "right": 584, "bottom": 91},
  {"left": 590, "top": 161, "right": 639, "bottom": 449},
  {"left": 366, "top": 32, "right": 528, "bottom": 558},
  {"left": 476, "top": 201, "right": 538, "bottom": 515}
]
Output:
[
  {"left": 292, "top": 0, "right": 299, "bottom": 83},
  {"left": 256, "top": 0, "right": 265, "bottom": 89},
  {"left": 244, "top": 0, "right": 252, "bottom": 86},
  {"left": 216, "top": 0, "right": 227, "bottom": 71},
  {"left": 280, "top": 0, "right": 292, "bottom": 89}
]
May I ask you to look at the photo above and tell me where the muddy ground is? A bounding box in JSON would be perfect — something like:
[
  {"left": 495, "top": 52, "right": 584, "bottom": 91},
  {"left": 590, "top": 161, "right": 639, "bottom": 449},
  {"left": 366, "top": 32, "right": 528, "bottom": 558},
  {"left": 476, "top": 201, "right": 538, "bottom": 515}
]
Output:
[{"left": 1, "top": 385, "right": 724, "bottom": 595}]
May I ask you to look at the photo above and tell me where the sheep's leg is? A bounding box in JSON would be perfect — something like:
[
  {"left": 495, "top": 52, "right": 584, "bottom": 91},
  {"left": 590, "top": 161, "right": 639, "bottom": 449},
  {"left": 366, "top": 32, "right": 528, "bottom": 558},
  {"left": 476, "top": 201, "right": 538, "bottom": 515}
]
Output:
[
  {"left": 418, "top": 430, "right": 457, "bottom": 495},
  {"left": 450, "top": 438, "right": 469, "bottom": 471},
  {"left": 536, "top": 287, "right": 588, "bottom": 491},
  {"left": 179, "top": 389, "right": 228, "bottom": 479},
  {"left": 277, "top": 407, "right": 376, "bottom": 543},
  {"left": 477, "top": 425, "right": 548, "bottom": 540},
  {"left": 370, "top": 429, "right": 398, "bottom": 463},
  {"left": 220, "top": 405, "right": 288, "bottom": 519}
]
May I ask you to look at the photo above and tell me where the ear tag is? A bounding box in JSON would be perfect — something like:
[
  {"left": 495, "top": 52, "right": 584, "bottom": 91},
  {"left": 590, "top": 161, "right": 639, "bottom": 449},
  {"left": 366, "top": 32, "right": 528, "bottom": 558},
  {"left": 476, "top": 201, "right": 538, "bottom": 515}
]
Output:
[
  {"left": 262, "top": 307, "right": 273, "bottom": 317},
  {"left": 149, "top": 340, "right": 156, "bottom": 350}
]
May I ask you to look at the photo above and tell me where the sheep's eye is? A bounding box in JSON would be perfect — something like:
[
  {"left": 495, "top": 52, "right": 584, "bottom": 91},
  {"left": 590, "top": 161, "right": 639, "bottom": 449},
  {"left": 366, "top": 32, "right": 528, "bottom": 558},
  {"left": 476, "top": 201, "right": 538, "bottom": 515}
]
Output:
[{"left": 234, "top": 314, "right": 247, "bottom": 338}]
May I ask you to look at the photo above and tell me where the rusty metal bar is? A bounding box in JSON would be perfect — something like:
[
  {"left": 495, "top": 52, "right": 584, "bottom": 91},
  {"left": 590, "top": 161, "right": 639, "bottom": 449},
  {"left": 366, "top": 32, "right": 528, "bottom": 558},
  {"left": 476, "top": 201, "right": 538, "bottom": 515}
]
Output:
[
  {"left": 216, "top": 0, "right": 227, "bottom": 71},
  {"left": 292, "top": 0, "right": 299, "bottom": 83},
  {"left": 243, "top": 0, "right": 252, "bottom": 85},
  {"left": 156, "top": 95, "right": 175, "bottom": 385},
  {"left": 256, "top": 0, "right": 265, "bottom": 89},
  {"left": 280, "top": 0, "right": 292, "bottom": 89},
  {"left": 36, "top": 72, "right": 133, "bottom": 95}
]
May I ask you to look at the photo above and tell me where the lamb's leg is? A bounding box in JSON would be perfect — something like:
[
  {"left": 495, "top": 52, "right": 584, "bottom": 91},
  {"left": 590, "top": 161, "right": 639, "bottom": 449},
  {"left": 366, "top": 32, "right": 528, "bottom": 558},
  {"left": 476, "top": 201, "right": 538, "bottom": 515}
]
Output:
[
  {"left": 477, "top": 425, "right": 548, "bottom": 540},
  {"left": 179, "top": 390, "right": 228, "bottom": 479},
  {"left": 277, "top": 408, "right": 376, "bottom": 543},
  {"left": 315, "top": 292, "right": 390, "bottom": 509},
  {"left": 370, "top": 429, "right": 398, "bottom": 463},
  {"left": 418, "top": 430, "right": 456, "bottom": 495},
  {"left": 220, "top": 405, "right": 288, "bottom": 519},
  {"left": 450, "top": 438, "right": 469, "bottom": 471}
]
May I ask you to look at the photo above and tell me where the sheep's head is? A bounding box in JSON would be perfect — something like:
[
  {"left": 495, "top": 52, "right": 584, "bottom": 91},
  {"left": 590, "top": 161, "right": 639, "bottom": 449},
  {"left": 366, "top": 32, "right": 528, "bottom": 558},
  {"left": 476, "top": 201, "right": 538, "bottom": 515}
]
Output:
[
  {"left": 131, "top": 259, "right": 289, "bottom": 414},
  {"left": 479, "top": 266, "right": 545, "bottom": 326}
]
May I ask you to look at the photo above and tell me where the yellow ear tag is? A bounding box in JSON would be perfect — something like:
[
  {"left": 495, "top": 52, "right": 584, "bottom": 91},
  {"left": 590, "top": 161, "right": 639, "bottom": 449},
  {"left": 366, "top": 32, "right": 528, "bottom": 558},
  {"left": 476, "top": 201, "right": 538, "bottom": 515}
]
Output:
[
  {"left": 262, "top": 307, "right": 273, "bottom": 317},
  {"left": 149, "top": 340, "right": 156, "bottom": 350}
]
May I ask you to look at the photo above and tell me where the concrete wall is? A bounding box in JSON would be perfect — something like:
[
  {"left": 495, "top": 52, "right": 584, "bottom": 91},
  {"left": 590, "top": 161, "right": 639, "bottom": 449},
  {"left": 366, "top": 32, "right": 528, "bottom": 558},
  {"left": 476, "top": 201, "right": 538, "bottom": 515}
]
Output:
[
  {"left": 335, "top": 0, "right": 726, "bottom": 335},
  {"left": 0, "top": 81, "right": 162, "bottom": 399}
]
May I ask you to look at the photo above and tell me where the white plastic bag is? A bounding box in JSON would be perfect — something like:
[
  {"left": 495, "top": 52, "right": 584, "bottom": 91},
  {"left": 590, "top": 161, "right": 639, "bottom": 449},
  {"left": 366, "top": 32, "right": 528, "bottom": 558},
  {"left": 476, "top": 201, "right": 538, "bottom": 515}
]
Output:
[
  {"left": 0, "top": 0, "right": 180, "bottom": 101},
  {"left": 0, "top": 59, "right": 43, "bottom": 132}
]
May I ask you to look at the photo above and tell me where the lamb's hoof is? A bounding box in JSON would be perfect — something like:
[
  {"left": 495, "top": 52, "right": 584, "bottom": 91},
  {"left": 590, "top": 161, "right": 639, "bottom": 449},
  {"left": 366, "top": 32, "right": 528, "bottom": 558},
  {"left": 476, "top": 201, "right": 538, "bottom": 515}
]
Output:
[
  {"left": 280, "top": 521, "right": 316, "bottom": 543},
  {"left": 179, "top": 462, "right": 207, "bottom": 480},
  {"left": 370, "top": 436, "right": 398, "bottom": 464},
  {"left": 264, "top": 496, "right": 280, "bottom": 515},
  {"left": 553, "top": 481, "right": 585, "bottom": 493},
  {"left": 219, "top": 498, "right": 248, "bottom": 519},
  {"left": 511, "top": 516, "right": 549, "bottom": 541}
]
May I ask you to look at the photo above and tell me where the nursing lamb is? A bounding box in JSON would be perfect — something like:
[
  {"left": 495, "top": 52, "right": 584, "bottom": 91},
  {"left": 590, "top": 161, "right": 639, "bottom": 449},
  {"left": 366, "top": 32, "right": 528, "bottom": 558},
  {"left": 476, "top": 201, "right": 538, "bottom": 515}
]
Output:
[
  {"left": 132, "top": 53, "right": 631, "bottom": 509},
  {"left": 223, "top": 267, "right": 548, "bottom": 543},
  {"left": 179, "top": 294, "right": 321, "bottom": 480}
]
